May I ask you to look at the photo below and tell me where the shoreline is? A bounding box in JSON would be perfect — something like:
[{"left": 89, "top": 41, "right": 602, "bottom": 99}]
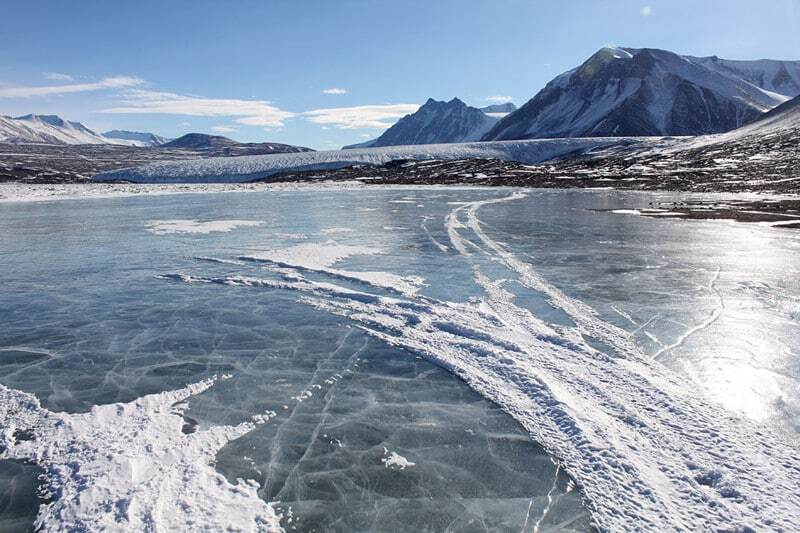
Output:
[{"left": 3, "top": 181, "right": 800, "bottom": 228}]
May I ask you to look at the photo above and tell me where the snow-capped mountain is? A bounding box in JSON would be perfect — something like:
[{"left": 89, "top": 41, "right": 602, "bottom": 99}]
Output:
[
  {"left": 102, "top": 130, "right": 170, "bottom": 147},
  {"left": 479, "top": 102, "right": 517, "bottom": 117},
  {"left": 483, "top": 47, "right": 800, "bottom": 140},
  {"left": 0, "top": 114, "right": 113, "bottom": 145},
  {"left": 346, "top": 98, "right": 500, "bottom": 149}
]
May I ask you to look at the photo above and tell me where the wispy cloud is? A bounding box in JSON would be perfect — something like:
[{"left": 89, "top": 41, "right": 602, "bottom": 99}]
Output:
[
  {"left": 0, "top": 76, "right": 144, "bottom": 98},
  {"left": 640, "top": 6, "right": 652, "bottom": 16},
  {"left": 43, "top": 72, "right": 75, "bottom": 82},
  {"left": 485, "top": 95, "right": 513, "bottom": 103},
  {"left": 101, "top": 89, "right": 295, "bottom": 127},
  {"left": 211, "top": 125, "right": 237, "bottom": 134},
  {"left": 303, "top": 103, "right": 419, "bottom": 129},
  {"left": 322, "top": 87, "right": 348, "bottom": 95}
]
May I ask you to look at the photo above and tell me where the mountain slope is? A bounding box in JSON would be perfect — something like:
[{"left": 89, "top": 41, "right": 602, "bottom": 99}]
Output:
[
  {"left": 0, "top": 114, "right": 112, "bottom": 145},
  {"left": 692, "top": 56, "right": 800, "bottom": 97},
  {"left": 162, "top": 133, "right": 312, "bottom": 155},
  {"left": 103, "top": 130, "right": 170, "bottom": 147},
  {"left": 350, "top": 98, "right": 499, "bottom": 149},
  {"left": 722, "top": 92, "right": 800, "bottom": 138},
  {"left": 483, "top": 47, "right": 800, "bottom": 140},
  {"left": 162, "top": 133, "right": 239, "bottom": 149}
]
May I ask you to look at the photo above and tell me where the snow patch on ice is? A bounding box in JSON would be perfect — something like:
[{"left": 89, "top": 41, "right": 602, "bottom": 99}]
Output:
[
  {"left": 381, "top": 447, "right": 416, "bottom": 470},
  {"left": 319, "top": 227, "right": 353, "bottom": 235},
  {"left": 240, "top": 242, "right": 425, "bottom": 297},
  {"left": 0, "top": 376, "right": 282, "bottom": 532},
  {"left": 145, "top": 219, "right": 263, "bottom": 235},
  {"left": 242, "top": 242, "right": 380, "bottom": 270}
]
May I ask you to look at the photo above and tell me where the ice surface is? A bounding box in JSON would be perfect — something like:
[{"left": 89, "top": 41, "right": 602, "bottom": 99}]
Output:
[
  {"left": 0, "top": 460, "right": 44, "bottom": 532},
  {"left": 158, "top": 191, "right": 800, "bottom": 530},
  {"left": 0, "top": 181, "right": 374, "bottom": 204},
  {"left": 0, "top": 190, "right": 595, "bottom": 532},
  {"left": 2, "top": 187, "right": 799, "bottom": 531}
]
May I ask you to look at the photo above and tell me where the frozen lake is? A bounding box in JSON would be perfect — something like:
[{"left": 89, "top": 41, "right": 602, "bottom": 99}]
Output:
[{"left": 1, "top": 187, "right": 799, "bottom": 531}]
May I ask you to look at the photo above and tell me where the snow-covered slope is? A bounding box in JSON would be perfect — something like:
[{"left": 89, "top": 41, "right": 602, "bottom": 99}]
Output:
[
  {"left": 0, "top": 114, "right": 116, "bottom": 145},
  {"left": 341, "top": 138, "right": 378, "bottom": 149},
  {"left": 673, "top": 93, "right": 800, "bottom": 159},
  {"left": 93, "top": 137, "right": 654, "bottom": 183},
  {"left": 347, "top": 98, "right": 500, "bottom": 149},
  {"left": 484, "top": 47, "right": 800, "bottom": 140},
  {"left": 692, "top": 56, "right": 800, "bottom": 96},
  {"left": 102, "top": 130, "right": 170, "bottom": 147},
  {"left": 722, "top": 93, "right": 800, "bottom": 138}
]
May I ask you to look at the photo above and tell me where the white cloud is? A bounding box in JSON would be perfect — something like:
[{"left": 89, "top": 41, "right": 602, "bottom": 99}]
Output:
[
  {"left": 640, "top": 5, "right": 652, "bottom": 16},
  {"left": 211, "top": 125, "right": 237, "bottom": 134},
  {"left": 43, "top": 72, "right": 74, "bottom": 82},
  {"left": 485, "top": 95, "right": 513, "bottom": 103},
  {"left": 101, "top": 89, "right": 295, "bottom": 127},
  {"left": 303, "top": 103, "right": 419, "bottom": 129},
  {"left": 322, "top": 87, "right": 348, "bottom": 95},
  {"left": 0, "top": 76, "right": 144, "bottom": 98}
]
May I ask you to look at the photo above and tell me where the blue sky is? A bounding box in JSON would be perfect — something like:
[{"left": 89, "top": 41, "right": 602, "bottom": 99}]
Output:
[{"left": 1, "top": 0, "right": 799, "bottom": 149}]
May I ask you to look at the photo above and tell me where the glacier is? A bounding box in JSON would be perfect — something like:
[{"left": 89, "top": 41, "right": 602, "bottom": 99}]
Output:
[{"left": 91, "top": 138, "right": 660, "bottom": 183}]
